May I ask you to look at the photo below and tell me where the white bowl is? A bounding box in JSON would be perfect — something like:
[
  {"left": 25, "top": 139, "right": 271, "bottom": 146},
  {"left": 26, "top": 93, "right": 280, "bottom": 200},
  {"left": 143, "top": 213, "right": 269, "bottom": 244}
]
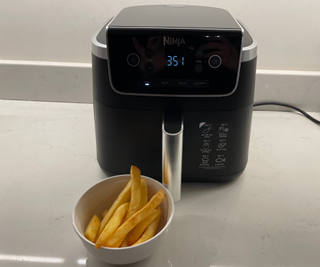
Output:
[{"left": 72, "top": 175, "right": 174, "bottom": 265}]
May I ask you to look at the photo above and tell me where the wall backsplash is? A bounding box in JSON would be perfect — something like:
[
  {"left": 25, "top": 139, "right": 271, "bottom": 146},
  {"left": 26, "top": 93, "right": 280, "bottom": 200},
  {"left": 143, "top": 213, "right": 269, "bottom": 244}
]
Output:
[{"left": 0, "top": 61, "right": 319, "bottom": 112}]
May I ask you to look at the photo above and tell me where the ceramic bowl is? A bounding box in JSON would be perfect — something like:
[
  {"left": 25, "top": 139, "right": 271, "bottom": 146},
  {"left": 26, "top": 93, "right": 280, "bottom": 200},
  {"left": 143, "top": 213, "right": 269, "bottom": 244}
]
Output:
[{"left": 72, "top": 174, "right": 174, "bottom": 265}]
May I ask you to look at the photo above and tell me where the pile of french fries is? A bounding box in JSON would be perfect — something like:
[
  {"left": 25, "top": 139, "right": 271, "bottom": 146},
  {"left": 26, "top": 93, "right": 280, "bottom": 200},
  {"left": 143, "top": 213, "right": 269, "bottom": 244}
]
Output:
[{"left": 84, "top": 166, "right": 166, "bottom": 249}]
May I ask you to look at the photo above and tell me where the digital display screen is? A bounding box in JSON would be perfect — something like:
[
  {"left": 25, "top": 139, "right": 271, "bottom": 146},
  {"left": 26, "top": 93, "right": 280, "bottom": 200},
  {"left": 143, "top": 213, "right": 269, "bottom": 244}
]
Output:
[
  {"left": 167, "top": 56, "right": 184, "bottom": 67},
  {"left": 107, "top": 29, "right": 242, "bottom": 96}
]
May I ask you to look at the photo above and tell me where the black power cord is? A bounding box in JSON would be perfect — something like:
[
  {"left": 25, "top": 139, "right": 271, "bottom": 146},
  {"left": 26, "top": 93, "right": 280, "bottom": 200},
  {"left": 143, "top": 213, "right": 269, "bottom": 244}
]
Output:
[{"left": 253, "top": 101, "right": 320, "bottom": 125}]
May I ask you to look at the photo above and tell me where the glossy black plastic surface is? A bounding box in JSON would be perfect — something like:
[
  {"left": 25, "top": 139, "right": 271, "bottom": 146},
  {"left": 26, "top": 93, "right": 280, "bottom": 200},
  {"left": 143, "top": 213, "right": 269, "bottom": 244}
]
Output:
[{"left": 107, "top": 29, "right": 242, "bottom": 96}]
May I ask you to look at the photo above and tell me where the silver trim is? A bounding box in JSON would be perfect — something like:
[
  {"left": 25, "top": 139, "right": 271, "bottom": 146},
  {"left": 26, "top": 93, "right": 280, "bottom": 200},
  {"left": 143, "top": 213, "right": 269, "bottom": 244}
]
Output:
[
  {"left": 237, "top": 20, "right": 258, "bottom": 62},
  {"left": 91, "top": 17, "right": 114, "bottom": 60},
  {"left": 109, "top": 26, "right": 241, "bottom": 31},
  {"left": 162, "top": 114, "right": 183, "bottom": 202}
]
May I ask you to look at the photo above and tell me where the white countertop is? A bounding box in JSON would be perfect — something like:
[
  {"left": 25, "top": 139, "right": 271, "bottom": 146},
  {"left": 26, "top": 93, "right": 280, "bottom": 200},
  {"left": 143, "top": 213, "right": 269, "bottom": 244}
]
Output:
[{"left": 0, "top": 99, "right": 319, "bottom": 267}]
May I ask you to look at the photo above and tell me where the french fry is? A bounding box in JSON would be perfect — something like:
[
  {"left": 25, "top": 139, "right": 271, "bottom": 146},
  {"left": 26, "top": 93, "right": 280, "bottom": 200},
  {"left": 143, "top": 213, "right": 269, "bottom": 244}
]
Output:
[
  {"left": 123, "top": 166, "right": 141, "bottom": 222},
  {"left": 101, "top": 209, "right": 108, "bottom": 219},
  {"left": 84, "top": 214, "right": 100, "bottom": 243},
  {"left": 139, "top": 178, "right": 148, "bottom": 209},
  {"left": 133, "top": 211, "right": 161, "bottom": 246},
  {"left": 104, "top": 189, "right": 166, "bottom": 248},
  {"left": 128, "top": 207, "right": 161, "bottom": 246},
  {"left": 114, "top": 235, "right": 127, "bottom": 248},
  {"left": 120, "top": 232, "right": 131, "bottom": 247},
  {"left": 96, "top": 179, "right": 132, "bottom": 240},
  {"left": 95, "top": 202, "right": 129, "bottom": 249}
]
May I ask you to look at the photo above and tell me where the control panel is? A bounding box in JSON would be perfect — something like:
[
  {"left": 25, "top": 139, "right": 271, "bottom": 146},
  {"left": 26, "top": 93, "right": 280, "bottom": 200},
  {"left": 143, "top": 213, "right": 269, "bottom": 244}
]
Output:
[{"left": 107, "top": 29, "right": 243, "bottom": 96}]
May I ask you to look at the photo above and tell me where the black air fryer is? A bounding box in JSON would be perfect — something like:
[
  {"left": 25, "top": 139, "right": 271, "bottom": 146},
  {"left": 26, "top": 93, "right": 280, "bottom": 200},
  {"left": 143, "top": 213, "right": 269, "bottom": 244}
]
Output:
[{"left": 92, "top": 5, "right": 257, "bottom": 200}]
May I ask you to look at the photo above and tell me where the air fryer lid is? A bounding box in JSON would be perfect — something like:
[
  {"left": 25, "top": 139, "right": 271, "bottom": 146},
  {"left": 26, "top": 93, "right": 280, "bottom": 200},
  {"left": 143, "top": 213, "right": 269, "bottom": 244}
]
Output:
[{"left": 106, "top": 5, "right": 244, "bottom": 97}]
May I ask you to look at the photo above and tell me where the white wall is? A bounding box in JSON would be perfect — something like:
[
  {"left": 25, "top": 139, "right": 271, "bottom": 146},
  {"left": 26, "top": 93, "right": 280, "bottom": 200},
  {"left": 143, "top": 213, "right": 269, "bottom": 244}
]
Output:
[{"left": 1, "top": 0, "right": 320, "bottom": 71}]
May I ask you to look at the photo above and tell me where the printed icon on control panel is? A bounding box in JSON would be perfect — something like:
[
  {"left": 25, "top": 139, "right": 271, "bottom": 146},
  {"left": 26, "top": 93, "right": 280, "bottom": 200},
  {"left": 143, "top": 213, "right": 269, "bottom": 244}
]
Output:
[
  {"left": 215, "top": 157, "right": 226, "bottom": 163},
  {"left": 202, "top": 155, "right": 209, "bottom": 164},
  {"left": 202, "top": 141, "right": 210, "bottom": 153},
  {"left": 218, "top": 143, "right": 226, "bottom": 149},
  {"left": 218, "top": 124, "right": 229, "bottom": 138},
  {"left": 203, "top": 127, "right": 212, "bottom": 134}
]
